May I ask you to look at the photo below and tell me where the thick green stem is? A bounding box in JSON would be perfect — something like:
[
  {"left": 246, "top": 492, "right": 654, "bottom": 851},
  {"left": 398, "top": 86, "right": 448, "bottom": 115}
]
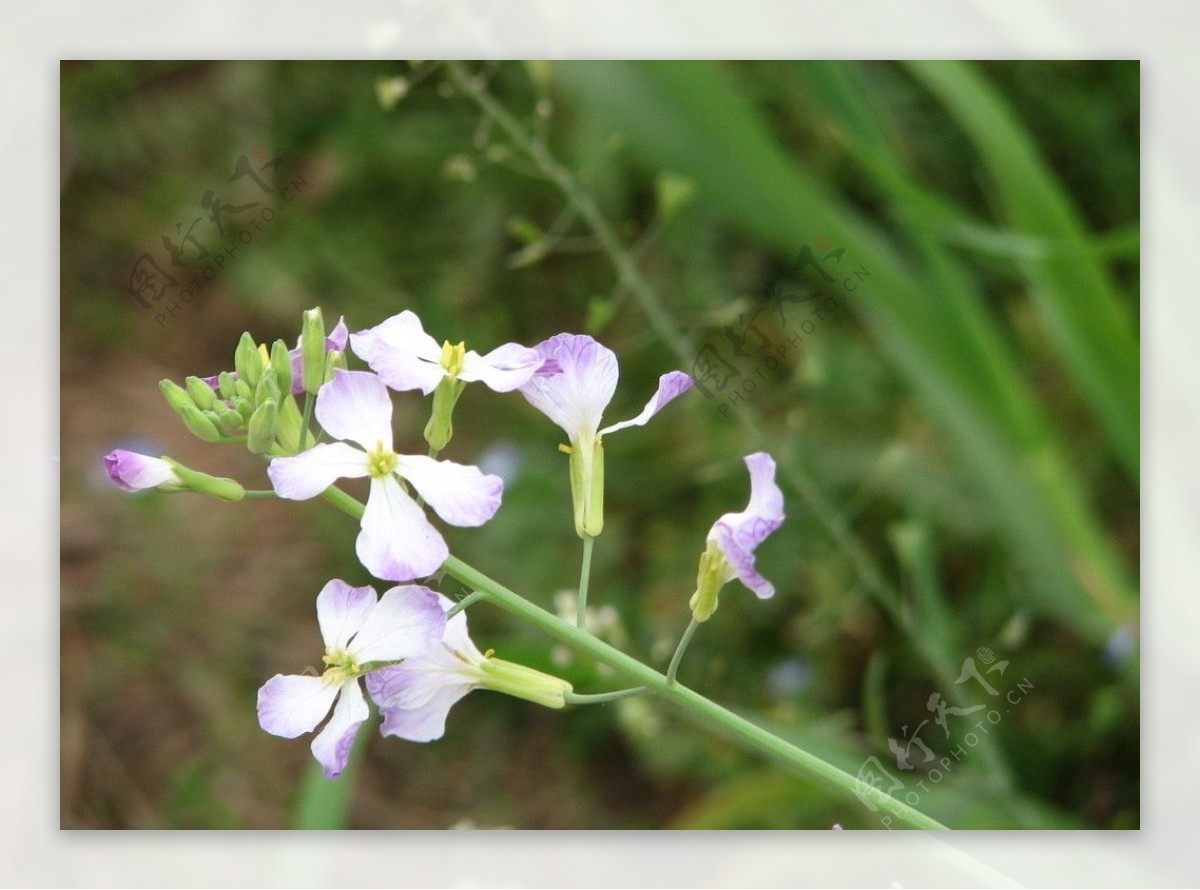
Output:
[{"left": 317, "top": 484, "right": 946, "bottom": 829}]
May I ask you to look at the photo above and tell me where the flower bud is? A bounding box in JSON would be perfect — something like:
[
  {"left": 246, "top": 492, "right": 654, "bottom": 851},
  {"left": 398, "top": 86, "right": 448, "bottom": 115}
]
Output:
[
  {"left": 254, "top": 370, "right": 281, "bottom": 408},
  {"left": 217, "top": 371, "right": 238, "bottom": 401},
  {"left": 159, "top": 379, "right": 193, "bottom": 414},
  {"left": 301, "top": 308, "right": 326, "bottom": 395},
  {"left": 234, "top": 378, "right": 254, "bottom": 402},
  {"left": 234, "top": 332, "right": 264, "bottom": 388},
  {"left": 235, "top": 397, "right": 255, "bottom": 422},
  {"left": 185, "top": 376, "right": 216, "bottom": 411},
  {"left": 166, "top": 460, "right": 246, "bottom": 502},
  {"left": 246, "top": 401, "right": 279, "bottom": 455},
  {"left": 275, "top": 394, "right": 304, "bottom": 453},
  {"left": 213, "top": 401, "right": 245, "bottom": 434},
  {"left": 178, "top": 404, "right": 222, "bottom": 442},
  {"left": 270, "top": 339, "right": 293, "bottom": 396}
]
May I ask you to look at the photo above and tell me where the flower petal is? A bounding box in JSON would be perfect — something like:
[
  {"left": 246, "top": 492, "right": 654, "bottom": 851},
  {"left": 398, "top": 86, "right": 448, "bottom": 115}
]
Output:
[
  {"left": 316, "top": 579, "right": 377, "bottom": 651},
  {"left": 103, "top": 450, "right": 181, "bottom": 492},
  {"left": 711, "top": 522, "right": 776, "bottom": 599},
  {"left": 365, "top": 593, "right": 485, "bottom": 741},
  {"left": 395, "top": 455, "right": 503, "bottom": 527},
  {"left": 372, "top": 668, "right": 475, "bottom": 743},
  {"left": 707, "top": 453, "right": 785, "bottom": 599},
  {"left": 357, "top": 477, "right": 448, "bottom": 581},
  {"left": 326, "top": 315, "right": 349, "bottom": 351},
  {"left": 350, "top": 311, "right": 446, "bottom": 395},
  {"left": 257, "top": 674, "right": 339, "bottom": 738},
  {"left": 349, "top": 584, "right": 447, "bottom": 663},
  {"left": 519, "top": 334, "right": 618, "bottom": 440},
  {"left": 599, "top": 371, "right": 694, "bottom": 436},
  {"left": 314, "top": 370, "right": 395, "bottom": 451},
  {"left": 458, "top": 342, "right": 545, "bottom": 392},
  {"left": 310, "top": 680, "right": 369, "bottom": 778},
  {"left": 267, "top": 442, "right": 369, "bottom": 500}
]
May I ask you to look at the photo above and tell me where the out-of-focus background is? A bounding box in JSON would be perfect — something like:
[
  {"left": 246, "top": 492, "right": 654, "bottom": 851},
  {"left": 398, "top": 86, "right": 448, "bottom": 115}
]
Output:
[{"left": 60, "top": 60, "right": 1139, "bottom": 829}]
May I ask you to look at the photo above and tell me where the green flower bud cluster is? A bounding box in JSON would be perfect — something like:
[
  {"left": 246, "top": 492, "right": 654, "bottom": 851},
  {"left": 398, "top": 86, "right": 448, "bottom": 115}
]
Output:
[{"left": 160, "top": 332, "right": 304, "bottom": 457}]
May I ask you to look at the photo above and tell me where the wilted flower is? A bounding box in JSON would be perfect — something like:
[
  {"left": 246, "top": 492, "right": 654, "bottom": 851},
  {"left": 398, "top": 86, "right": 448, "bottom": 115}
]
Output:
[
  {"left": 519, "top": 333, "right": 693, "bottom": 537},
  {"left": 257, "top": 579, "right": 446, "bottom": 777},
  {"left": 267, "top": 370, "right": 503, "bottom": 580},
  {"left": 368, "top": 593, "right": 572, "bottom": 742},
  {"left": 690, "top": 452, "right": 784, "bottom": 621}
]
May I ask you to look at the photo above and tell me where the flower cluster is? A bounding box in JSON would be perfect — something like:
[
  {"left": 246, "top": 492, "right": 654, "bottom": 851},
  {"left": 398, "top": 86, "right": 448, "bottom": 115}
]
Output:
[{"left": 105, "top": 305, "right": 785, "bottom": 779}]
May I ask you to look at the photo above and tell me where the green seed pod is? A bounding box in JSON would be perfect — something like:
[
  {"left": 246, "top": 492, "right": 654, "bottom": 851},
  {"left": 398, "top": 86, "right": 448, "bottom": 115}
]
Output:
[
  {"left": 234, "top": 332, "right": 263, "bottom": 389},
  {"left": 246, "top": 401, "right": 279, "bottom": 455},
  {"left": 185, "top": 376, "right": 216, "bottom": 411},
  {"left": 300, "top": 308, "right": 326, "bottom": 395}
]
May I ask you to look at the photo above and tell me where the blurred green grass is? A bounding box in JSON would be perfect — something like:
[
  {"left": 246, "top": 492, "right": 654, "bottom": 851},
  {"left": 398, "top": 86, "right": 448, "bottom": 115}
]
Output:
[{"left": 60, "top": 60, "right": 1138, "bottom": 829}]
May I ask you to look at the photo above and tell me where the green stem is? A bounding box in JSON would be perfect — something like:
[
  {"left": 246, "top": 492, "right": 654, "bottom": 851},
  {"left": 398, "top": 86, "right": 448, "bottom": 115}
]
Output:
[
  {"left": 577, "top": 535, "right": 595, "bottom": 630},
  {"left": 446, "top": 590, "right": 485, "bottom": 618},
  {"left": 666, "top": 618, "right": 700, "bottom": 686},
  {"left": 443, "top": 554, "right": 946, "bottom": 830},
  {"left": 242, "top": 490, "right": 277, "bottom": 498},
  {"left": 318, "top": 481, "right": 946, "bottom": 829},
  {"left": 300, "top": 392, "right": 315, "bottom": 451},
  {"left": 565, "top": 687, "right": 645, "bottom": 705}
]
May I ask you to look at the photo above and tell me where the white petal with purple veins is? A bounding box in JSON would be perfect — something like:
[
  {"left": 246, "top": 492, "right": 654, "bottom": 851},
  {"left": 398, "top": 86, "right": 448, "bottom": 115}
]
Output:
[
  {"left": 316, "top": 580, "right": 377, "bottom": 651},
  {"left": 395, "top": 455, "right": 504, "bottom": 527},
  {"left": 357, "top": 476, "right": 448, "bottom": 581},
  {"left": 350, "top": 311, "right": 446, "bottom": 395},
  {"left": 349, "top": 584, "right": 446, "bottom": 663},
  {"left": 599, "top": 371, "right": 694, "bottom": 436},
  {"left": 520, "top": 334, "right": 619, "bottom": 440},
  {"left": 314, "top": 370, "right": 395, "bottom": 451},
  {"left": 459, "top": 342, "right": 546, "bottom": 392},
  {"left": 257, "top": 674, "right": 340, "bottom": 739},
  {"left": 310, "top": 680, "right": 369, "bottom": 778},
  {"left": 267, "top": 442, "right": 369, "bottom": 500}
]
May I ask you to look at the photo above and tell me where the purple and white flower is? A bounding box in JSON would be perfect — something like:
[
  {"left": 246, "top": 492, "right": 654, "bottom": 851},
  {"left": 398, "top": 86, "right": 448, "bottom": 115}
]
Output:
[
  {"left": 690, "top": 452, "right": 785, "bottom": 621},
  {"left": 368, "top": 594, "right": 572, "bottom": 742},
  {"left": 350, "top": 309, "right": 547, "bottom": 395},
  {"left": 267, "top": 370, "right": 503, "bottom": 580},
  {"left": 103, "top": 449, "right": 181, "bottom": 492},
  {"left": 257, "top": 579, "right": 446, "bottom": 778},
  {"left": 518, "top": 333, "right": 693, "bottom": 536}
]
